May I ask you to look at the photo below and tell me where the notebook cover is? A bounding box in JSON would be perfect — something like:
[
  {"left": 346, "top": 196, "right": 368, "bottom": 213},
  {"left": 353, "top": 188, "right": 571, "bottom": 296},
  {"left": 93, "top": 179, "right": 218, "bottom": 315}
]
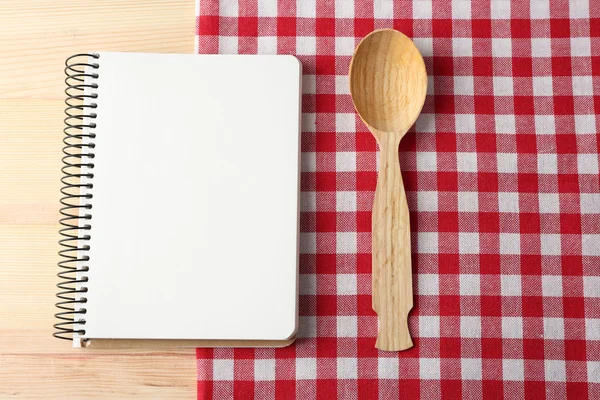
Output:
[{"left": 60, "top": 52, "right": 303, "bottom": 347}]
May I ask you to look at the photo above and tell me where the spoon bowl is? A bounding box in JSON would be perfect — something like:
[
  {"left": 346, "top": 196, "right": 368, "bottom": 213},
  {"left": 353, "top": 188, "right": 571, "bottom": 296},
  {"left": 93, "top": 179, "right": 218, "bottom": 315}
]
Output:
[
  {"left": 350, "top": 29, "right": 427, "bottom": 136},
  {"left": 349, "top": 29, "right": 427, "bottom": 351}
]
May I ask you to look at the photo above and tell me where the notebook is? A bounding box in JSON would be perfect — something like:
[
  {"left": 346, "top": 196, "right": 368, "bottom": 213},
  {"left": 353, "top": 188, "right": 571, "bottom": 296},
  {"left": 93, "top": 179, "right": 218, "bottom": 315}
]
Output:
[{"left": 55, "top": 52, "right": 302, "bottom": 348}]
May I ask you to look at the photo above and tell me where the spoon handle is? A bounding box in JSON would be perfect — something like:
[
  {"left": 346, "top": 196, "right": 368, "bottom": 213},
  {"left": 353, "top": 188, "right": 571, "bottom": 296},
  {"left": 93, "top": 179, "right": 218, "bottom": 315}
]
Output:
[{"left": 372, "top": 133, "right": 413, "bottom": 351}]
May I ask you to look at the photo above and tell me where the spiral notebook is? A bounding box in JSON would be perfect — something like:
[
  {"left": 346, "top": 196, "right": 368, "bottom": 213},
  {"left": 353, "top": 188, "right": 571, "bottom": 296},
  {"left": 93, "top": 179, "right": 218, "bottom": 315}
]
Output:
[{"left": 55, "top": 52, "right": 302, "bottom": 348}]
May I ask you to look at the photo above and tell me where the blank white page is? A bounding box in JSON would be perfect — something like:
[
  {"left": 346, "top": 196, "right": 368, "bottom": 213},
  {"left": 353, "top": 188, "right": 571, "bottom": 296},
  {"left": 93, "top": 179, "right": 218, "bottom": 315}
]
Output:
[{"left": 82, "top": 52, "right": 301, "bottom": 341}]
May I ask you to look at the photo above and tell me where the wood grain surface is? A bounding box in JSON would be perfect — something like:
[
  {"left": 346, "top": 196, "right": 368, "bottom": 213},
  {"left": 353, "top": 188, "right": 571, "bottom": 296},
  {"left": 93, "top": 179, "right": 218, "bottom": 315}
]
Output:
[
  {"left": 349, "top": 29, "right": 427, "bottom": 351},
  {"left": 0, "top": 1, "right": 197, "bottom": 398}
]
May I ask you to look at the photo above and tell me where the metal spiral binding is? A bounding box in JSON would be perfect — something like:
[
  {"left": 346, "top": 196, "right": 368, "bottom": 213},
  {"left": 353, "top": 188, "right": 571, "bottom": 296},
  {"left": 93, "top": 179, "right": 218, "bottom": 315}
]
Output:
[{"left": 53, "top": 53, "right": 99, "bottom": 340}]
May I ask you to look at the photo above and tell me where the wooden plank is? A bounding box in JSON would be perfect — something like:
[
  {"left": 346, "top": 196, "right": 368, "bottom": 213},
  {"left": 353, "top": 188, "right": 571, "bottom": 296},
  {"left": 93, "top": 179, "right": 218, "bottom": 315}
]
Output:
[
  {"left": 0, "top": 353, "right": 196, "bottom": 399},
  {"left": 0, "top": 0, "right": 195, "bottom": 100},
  {"left": 0, "top": 0, "right": 197, "bottom": 397}
]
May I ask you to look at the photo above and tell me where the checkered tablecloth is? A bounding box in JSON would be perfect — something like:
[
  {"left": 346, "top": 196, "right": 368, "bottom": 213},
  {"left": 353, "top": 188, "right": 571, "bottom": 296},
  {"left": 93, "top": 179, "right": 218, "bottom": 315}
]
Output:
[{"left": 195, "top": 1, "right": 600, "bottom": 398}]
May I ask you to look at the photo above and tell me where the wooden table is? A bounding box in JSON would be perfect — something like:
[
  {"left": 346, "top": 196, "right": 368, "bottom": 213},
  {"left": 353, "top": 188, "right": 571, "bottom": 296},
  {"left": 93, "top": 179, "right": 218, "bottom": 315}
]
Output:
[{"left": 0, "top": 1, "right": 197, "bottom": 398}]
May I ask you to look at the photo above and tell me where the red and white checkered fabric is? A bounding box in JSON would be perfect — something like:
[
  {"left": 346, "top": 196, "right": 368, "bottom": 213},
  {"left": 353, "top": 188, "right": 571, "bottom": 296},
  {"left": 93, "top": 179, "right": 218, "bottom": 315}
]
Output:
[{"left": 195, "top": 1, "right": 600, "bottom": 398}]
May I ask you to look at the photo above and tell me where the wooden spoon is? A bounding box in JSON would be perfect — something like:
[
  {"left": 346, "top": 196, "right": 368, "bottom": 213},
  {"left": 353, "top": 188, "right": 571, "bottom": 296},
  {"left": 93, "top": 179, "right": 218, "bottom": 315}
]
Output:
[{"left": 349, "top": 29, "right": 427, "bottom": 351}]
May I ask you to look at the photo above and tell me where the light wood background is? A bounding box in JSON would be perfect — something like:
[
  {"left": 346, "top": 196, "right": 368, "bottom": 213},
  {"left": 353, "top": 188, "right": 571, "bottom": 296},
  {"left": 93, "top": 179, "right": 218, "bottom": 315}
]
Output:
[{"left": 0, "top": 1, "right": 197, "bottom": 398}]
